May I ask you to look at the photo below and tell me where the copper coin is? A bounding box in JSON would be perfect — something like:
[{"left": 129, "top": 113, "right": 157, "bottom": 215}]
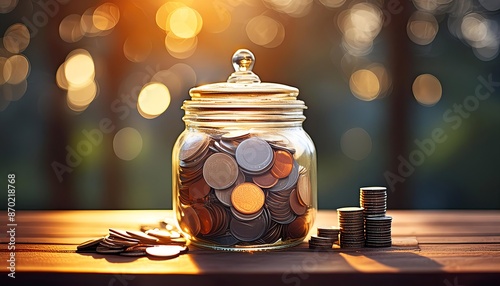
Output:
[
  {"left": 203, "top": 153, "right": 239, "bottom": 189},
  {"left": 179, "top": 133, "right": 209, "bottom": 161},
  {"left": 270, "top": 150, "right": 294, "bottom": 179},
  {"left": 188, "top": 177, "right": 211, "bottom": 200},
  {"left": 297, "top": 173, "right": 312, "bottom": 207},
  {"left": 179, "top": 206, "right": 201, "bottom": 236},
  {"left": 287, "top": 216, "right": 308, "bottom": 239},
  {"left": 231, "top": 182, "right": 265, "bottom": 215},
  {"left": 289, "top": 189, "right": 307, "bottom": 216},
  {"left": 252, "top": 171, "right": 278, "bottom": 188},
  {"left": 235, "top": 137, "right": 274, "bottom": 173},
  {"left": 192, "top": 204, "right": 214, "bottom": 235}
]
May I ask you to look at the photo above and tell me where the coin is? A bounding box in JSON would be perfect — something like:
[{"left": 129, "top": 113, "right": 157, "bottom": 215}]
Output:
[
  {"left": 270, "top": 150, "right": 294, "bottom": 179},
  {"left": 289, "top": 189, "right": 307, "bottom": 216},
  {"left": 252, "top": 171, "right": 279, "bottom": 188},
  {"left": 192, "top": 204, "right": 214, "bottom": 235},
  {"left": 235, "top": 137, "right": 274, "bottom": 173},
  {"left": 231, "top": 182, "right": 265, "bottom": 215},
  {"left": 179, "top": 133, "right": 210, "bottom": 161},
  {"left": 203, "top": 153, "right": 239, "bottom": 189},
  {"left": 77, "top": 237, "right": 104, "bottom": 252},
  {"left": 188, "top": 177, "right": 211, "bottom": 200},
  {"left": 179, "top": 205, "right": 201, "bottom": 236},
  {"left": 230, "top": 212, "right": 267, "bottom": 242},
  {"left": 287, "top": 216, "right": 308, "bottom": 239},
  {"left": 146, "top": 245, "right": 181, "bottom": 259},
  {"left": 297, "top": 173, "right": 311, "bottom": 207}
]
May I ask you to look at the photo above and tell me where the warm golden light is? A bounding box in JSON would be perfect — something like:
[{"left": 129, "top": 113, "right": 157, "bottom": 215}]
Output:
[
  {"left": 156, "top": 2, "right": 186, "bottom": 31},
  {"left": 56, "top": 62, "right": 69, "bottom": 90},
  {"left": 165, "top": 33, "right": 197, "bottom": 59},
  {"left": 4, "top": 54, "right": 30, "bottom": 85},
  {"left": 461, "top": 13, "right": 489, "bottom": 45},
  {"left": 66, "top": 81, "right": 98, "bottom": 112},
  {"left": 368, "top": 63, "right": 392, "bottom": 98},
  {"left": 169, "top": 6, "right": 203, "bottom": 39},
  {"left": 59, "top": 14, "right": 84, "bottom": 43},
  {"left": 340, "top": 127, "right": 372, "bottom": 161},
  {"left": 123, "top": 34, "right": 152, "bottom": 63},
  {"left": 264, "top": 0, "right": 313, "bottom": 18},
  {"left": 339, "top": 3, "right": 382, "bottom": 56},
  {"left": 407, "top": 11, "right": 438, "bottom": 45},
  {"left": 113, "top": 127, "right": 143, "bottom": 161},
  {"left": 64, "top": 49, "right": 95, "bottom": 88},
  {"left": 246, "top": 15, "right": 285, "bottom": 48},
  {"left": 412, "top": 73, "right": 442, "bottom": 106},
  {"left": 199, "top": 1, "right": 231, "bottom": 33},
  {"left": 137, "top": 82, "right": 171, "bottom": 119},
  {"left": 319, "top": 0, "right": 346, "bottom": 8},
  {"left": 0, "top": 57, "right": 8, "bottom": 85},
  {"left": 349, "top": 69, "right": 380, "bottom": 101},
  {"left": 3, "top": 23, "right": 30, "bottom": 54},
  {"left": 93, "top": 2, "right": 120, "bottom": 32}
]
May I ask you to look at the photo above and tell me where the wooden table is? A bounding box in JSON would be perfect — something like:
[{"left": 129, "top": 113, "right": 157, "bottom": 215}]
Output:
[{"left": 1, "top": 210, "right": 499, "bottom": 285}]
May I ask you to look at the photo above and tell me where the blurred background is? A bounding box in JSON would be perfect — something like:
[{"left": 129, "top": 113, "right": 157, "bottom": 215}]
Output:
[{"left": 1, "top": 0, "right": 499, "bottom": 210}]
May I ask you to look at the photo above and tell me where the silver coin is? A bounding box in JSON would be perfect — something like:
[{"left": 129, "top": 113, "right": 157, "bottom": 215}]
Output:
[
  {"left": 235, "top": 137, "right": 274, "bottom": 173},
  {"left": 230, "top": 212, "right": 267, "bottom": 242},
  {"left": 146, "top": 245, "right": 181, "bottom": 258}
]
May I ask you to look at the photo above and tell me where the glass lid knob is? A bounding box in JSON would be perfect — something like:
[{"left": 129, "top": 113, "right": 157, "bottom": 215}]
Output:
[{"left": 227, "top": 49, "right": 261, "bottom": 83}]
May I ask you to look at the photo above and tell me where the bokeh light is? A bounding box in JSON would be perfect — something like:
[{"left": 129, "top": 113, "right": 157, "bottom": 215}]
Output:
[
  {"left": 479, "top": 0, "right": 500, "bottom": 11},
  {"left": 64, "top": 50, "right": 95, "bottom": 88},
  {"left": 137, "top": 82, "right": 171, "bottom": 119},
  {"left": 80, "top": 7, "right": 102, "bottom": 37},
  {"left": 156, "top": 2, "right": 186, "bottom": 31},
  {"left": 59, "top": 14, "right": 84, "bottom": 43},
  {"left": 198, "top": 1, "right": 231, "bottom": 33},
  {"left": 123, "top": 33, "right": 152, "bottom": 63},
  {"left": 92, "top": 2, "right": 120, "bottom": 32},
  {"left": 0, "top": 57, "right": 8, "bottom": 84},
  {"left": 246, "top": 15, "right": 285, "bottom": 48},
  {"left": 263, "top": 0, "right": 313, "bottom": 18},
  {"left": 338, "top": 3, "right": 383, "bottom": 56},
  {"left": 340, "top": 127, "right": 372, "bottom": 161},
  {"left": 66, "top": 80, "right": 98, "bottom": 112},
  {"left": 412, "top": 0, "right": 452, "bottom": 14},
  {"left": 164, "top": 33, "right": 197, "bottom": 59},
  {"left": 407, "top": 11, "right": 439, "bottom": 45},
  {"left": 412, "top": 74, "right": 442, "bottom": 106},
  {"left": 319, "top": 0, "right": 346, "bottom": 9},
  {"left": 349, "top": 69, "right": 380, "bottom": 101},
  {"left": 169, "top": 6, "right": 203, "bottom": 39},
  {"left": 4, "top": 54, "right": 30, "bottom": 85},
  {"left": 113, "top": 127, "right": 143, "bottom": 161},
  {"left": 0, "top": 0, "right": 17, "bottom": 13},
  {"left": 3, "top": 23, "right": 30, "bottom": 54}
]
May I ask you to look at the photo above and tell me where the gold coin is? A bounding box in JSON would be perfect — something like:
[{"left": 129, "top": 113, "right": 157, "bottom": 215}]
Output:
[{"left": 231, "top": 182, "right": 265, "bottom": 215}]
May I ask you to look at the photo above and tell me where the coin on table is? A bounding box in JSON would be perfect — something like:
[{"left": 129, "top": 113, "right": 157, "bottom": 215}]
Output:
[
  {"left": 179, "top": 133, "right": 210, "bottom": 161},
  {"left": 235, "top": 137, "right": 274, "bottom": 173},
  {"left": 203, "top": 152, "right": 239, "bottom": 189},
  {"left": 77, "top": 237, "right": 104, "bottom": 251},
  {"left": 270, "top": 150, "right": 294, "bottom": 179},
  {"left": 125, "top": 230, "right": 159, "bottom": 244},
  {"left": 146, "top": 245, "right": 181, "bottom": 259},
  {"left": 231, "top": 182, "right": 265, "bottom": 215}
]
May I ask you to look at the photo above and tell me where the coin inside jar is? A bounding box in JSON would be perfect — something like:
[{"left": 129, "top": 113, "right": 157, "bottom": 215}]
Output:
[
  {"left": 231, "top": 182, "right": 265, "bottom": 215},
  {"left": 235, "top": 137, "right": 274, "bottom": 173},
  {"left": 179, "top": 133, "right": 209, "bottom": 161},
  {"left": 203, "top": 153, "right": 239, "bottom": 189},
  {"left": 270, "top": 150, "right": 294, "bottom": 179}
]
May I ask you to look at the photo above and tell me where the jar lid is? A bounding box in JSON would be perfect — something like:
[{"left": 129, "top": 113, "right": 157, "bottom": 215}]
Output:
[{"left": 189, "top": 49, "right": 299, "bottom": 98}]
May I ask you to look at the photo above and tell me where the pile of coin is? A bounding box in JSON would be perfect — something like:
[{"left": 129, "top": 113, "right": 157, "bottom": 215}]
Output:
[
  {"left": 337, "top": 207, "right": 365, "bottom": 248},
  {"left": 360, "top": 186, "right": 392, "bottom": 247},
  {"left": 308, "top": 226, "right": 340, "bottom": 249},
  {"left": 176, "top": 131, "right": 312, "bottom": 246},
  {"left": 76, "top": 228, "right": 188, "bottom": 259}
]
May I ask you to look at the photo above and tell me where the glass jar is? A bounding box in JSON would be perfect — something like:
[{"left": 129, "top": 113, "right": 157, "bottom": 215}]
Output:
[{"left": 172, "top": 49, "right": 317, "bottom": 251}]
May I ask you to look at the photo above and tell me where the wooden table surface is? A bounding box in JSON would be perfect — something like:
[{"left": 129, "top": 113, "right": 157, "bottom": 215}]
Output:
[{"left": 1, "top": 210, "right": 499, "bottom": 286}]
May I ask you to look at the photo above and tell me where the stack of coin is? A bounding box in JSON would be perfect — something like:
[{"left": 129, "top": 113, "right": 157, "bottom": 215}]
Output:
[
  {"left": 359, "top": 186, "right": 392, "bottom": 247},
  {"left": 317, "top": 226, "right": 340, "bottom": 244},
  {"left": 337, "top": 207, "right": 365, "bottom": 248},
  {"left": 364, "top": 216, "right": 392, "bottom": 247},
  {"left": 176, "top": 131, "right": 313, "bottom": 246},
  {"left": 76, "top": 228, "right": 188, "bottom": 258},
  {"left": 359, "top": 186, "right": 387, "bottom": 217},
  {"left": 308, "top": 235, "right": 335, "bottom": 249}
]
